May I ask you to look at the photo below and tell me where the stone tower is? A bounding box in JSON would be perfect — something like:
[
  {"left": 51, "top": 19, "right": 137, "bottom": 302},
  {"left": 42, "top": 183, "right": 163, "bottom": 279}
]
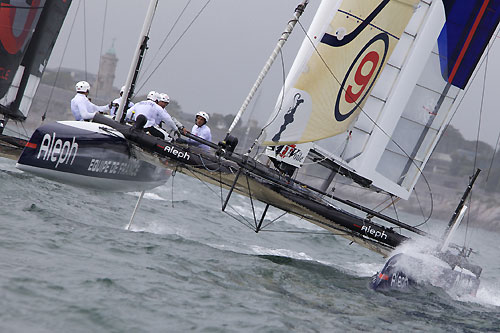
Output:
[{"left": 95, "top": 40, "right": 118, "bottom": 99}]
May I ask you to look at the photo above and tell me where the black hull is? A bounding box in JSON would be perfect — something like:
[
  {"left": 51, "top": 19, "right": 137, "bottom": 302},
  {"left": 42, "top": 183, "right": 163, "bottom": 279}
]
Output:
[
  {"left": 90, "top": 115, "right": 485, "bottom": 295},
  {"left": 92, "top": 114, "right": 409, "bottom": 254},
  {"left": 370, "top": 253, "right": 480, "bottom": 296},
  {"left": 16, "top": 121, "right": 170, "bottom": 192}
]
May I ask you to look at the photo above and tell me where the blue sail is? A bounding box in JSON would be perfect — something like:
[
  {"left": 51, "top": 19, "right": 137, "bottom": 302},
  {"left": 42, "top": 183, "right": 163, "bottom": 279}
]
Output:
[{"left": 438, "top": 0, "right": 500, "bottom": 89}]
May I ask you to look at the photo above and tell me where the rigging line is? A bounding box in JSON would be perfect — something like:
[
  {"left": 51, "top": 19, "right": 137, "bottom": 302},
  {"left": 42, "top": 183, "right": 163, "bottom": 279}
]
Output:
[
  {"left": 139, "top": 0, "right": 194, "bottom": 84},
  {"left": 42, "top": 0, "right": 82, "bottom": 122},
  {"left": 370, "top": 196, "right": 392, "bottom": 211},
  {"left": 248, "top": 45, "right": 289, "bottom": 156},
  {"left": 252, "top": 49, "right": 287, "bottom": 143},
  {"left": 2, "top": 121, "right": 30, "bottom": 140},
  {"left": 259, "top": 229, "right": 347, "bottom": 236},
  {"left": 245, "top": 173, "right": 259, "bottom": 229},
  {"left": 412, "top": 188, "right": 430, "bottom": 229},
  {"left": 473, "top": 55, "right": 487, "bottom": 173},
  {"left": 83, "top": 0, "right": 88, "bottom": 82},
  {"left": 390, "top": 195, "right": 402, "bottom": 234},
  {"left": 465, "top": 55, "right": 489, "bottom": 244},
  {"left": 466, "top": 41, "right": 492, "bottom": 246},
  {"left": 465, "top": 188, "right": 474, "bottom": 248},
  {"left": 219, "top": 156, "right": 224, "bottom": 207},
  {"left": 135, "top": 0, "right": 213, "bottom": 95},
  {"left": 223, "top": 210, "right": 259, "bottom": 232},
  {"left": 95, "top": 0, "right": 108, "bottom": 99},
  {"left": 184, "top": 167, "right": 256, "bottom": 230},
  {"left": 486, "top": 130, "right": 500, "bottom": 181},
  {"left": 171, "top": 167, "right": 176, "bottom": 208},
  {"left": 366, "top": 196, "right": 401, "bottom": 217},
  {"left": 260, "top": 211, "right": 289, "bottom": 231},
  {"left": 296, "top": 20, "right": 435, "bottom": 224}
]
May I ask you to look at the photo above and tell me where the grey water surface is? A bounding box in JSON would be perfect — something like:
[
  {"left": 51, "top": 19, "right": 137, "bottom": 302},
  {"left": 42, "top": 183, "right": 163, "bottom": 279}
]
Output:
[{"left": 1, "top": 157, "right": 499, "bottom": 332}]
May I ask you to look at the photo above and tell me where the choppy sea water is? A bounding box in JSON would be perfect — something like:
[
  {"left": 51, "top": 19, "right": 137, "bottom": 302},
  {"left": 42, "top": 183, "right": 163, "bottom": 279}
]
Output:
[{"left": 1, "top": 156, "right": 500, "bottom": 332}]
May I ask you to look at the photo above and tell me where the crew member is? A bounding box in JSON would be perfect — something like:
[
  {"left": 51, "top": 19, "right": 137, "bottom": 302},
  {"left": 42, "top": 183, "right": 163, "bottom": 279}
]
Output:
[
  {"left": 157, "top": 92, "right": 187, "bottom": 136},
  {"left": 126, "top": 91, "right": 178, "bottom": 139},
  {"left": 188, "top": 111, "right": 212, "bottom": 151},
  {"left": 71, "top": 81, "right": 109, "bottom": 121},
  {"left": 110, "top": 85, "right": 134, "bottom": 118}
]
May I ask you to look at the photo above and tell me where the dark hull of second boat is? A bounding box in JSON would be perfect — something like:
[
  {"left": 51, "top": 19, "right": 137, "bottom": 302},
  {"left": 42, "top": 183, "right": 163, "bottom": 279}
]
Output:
[
  {"left": 16, "top": 120, "right": 170, "bottom": 192},
  {"left": 369, "top": 253, "right": 480, "bottom": 296}
]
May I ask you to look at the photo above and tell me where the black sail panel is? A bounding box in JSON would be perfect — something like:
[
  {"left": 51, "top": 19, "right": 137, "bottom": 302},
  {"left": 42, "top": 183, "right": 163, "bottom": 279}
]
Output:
[
  {"left": 22, "top": 0, "right": 72, "bottom": 79},
  {"left": 1, "top": 0, "right": 71, "bottom": 119},
  {"left": 0, "top": 0, "right": 45, "bottom": 102}
]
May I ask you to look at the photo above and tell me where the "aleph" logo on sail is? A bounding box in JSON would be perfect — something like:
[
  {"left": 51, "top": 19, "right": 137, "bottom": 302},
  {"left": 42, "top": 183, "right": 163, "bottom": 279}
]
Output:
[{"left": 37, "top": 133, "right": 78, "bottom": 168}]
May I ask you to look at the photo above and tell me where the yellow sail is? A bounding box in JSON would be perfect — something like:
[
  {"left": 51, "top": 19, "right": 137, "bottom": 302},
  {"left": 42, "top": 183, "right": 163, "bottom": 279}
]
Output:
[{"left": 262, "top": 0, "right": 419, "bottom": 145}]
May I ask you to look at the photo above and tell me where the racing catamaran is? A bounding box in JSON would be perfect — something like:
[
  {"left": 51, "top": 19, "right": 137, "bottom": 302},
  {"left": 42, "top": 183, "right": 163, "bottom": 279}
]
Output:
[
  {"left": 0, "top": 0, "right": 170, "bottom": 191},
  {"left": 93, "top": 0, "right": 500, "bottom": 294},
  {"left": 8, "top": 0, "right": 500, "bottom": 294}
]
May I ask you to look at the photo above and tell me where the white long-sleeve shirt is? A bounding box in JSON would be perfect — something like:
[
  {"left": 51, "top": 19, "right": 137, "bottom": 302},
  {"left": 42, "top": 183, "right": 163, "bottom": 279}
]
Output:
[
  {"left": 126, "top": 100, "right": 177, "bottom": 131},
  {"left": 70, "top": 93, "right": 109, "bottom": 121},
  {"left": 110, "top": 97, "right": 134, "bottom": 117},
  {"left": 189, "top": 124, "right": 212, "bottom": 150}
]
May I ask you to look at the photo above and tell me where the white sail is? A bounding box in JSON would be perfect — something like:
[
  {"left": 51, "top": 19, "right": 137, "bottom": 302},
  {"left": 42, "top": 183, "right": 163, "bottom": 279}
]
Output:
[
  {"left": 0, "top": 66, "right": 40, "bottom": 117},
  {"left": 314, "top": 0, "right": 451, "bottom": 199},
  {"left": 260, "top": 0, "right": 494, "bottom": 200}
]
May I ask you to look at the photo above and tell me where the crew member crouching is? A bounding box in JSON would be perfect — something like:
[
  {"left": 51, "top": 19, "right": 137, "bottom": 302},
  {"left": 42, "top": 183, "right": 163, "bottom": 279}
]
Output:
[{"left": 126, "top": 91, "right": 178, "bottom": 139}]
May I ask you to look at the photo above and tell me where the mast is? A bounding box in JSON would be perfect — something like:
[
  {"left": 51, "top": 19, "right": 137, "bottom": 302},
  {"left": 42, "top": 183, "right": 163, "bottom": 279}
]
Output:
[
  {"left": 115, "top": 0, "right": 158, "bottom": 123},
  {"left": 227, "top": 0, "right": 309, "bottom": 135},
  {"left": 440, "top": 168, "right": 481, "bottom": 252}
]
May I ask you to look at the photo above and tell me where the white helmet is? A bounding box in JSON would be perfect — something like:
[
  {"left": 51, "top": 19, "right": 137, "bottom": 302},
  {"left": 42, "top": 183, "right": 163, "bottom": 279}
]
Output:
[
  {"left": 75, "top": 81, "right": 90, "bottom": 93},
  {"left": 196, "top": 111, "right": 209, "bottom": 123},
  {"left": 120, "top": 85, "right": 126, "bottom": 94},
  {"left": 147, "top": 90, "right": 158, "bottom": 101},
  {"left": 158, "top": 93, "right": 170, "bottom": 103}
]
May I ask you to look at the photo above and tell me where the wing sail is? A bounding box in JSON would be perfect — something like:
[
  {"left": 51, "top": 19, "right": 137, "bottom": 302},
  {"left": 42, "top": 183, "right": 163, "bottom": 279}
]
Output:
[
  {"left": 0, "top": 0, "right": 72, "bottom": 119},
  {"left": 261, "top": 0, "right": 420, "bottom": 145},
  {"left": 262, "top": 0, "right": 500, "bottom": 200}
]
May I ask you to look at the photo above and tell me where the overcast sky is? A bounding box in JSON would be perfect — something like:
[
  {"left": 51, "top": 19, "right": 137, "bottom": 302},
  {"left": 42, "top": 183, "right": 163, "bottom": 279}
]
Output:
[{"left": 47, "top": 0, "right": 500, "bottom": 146}]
